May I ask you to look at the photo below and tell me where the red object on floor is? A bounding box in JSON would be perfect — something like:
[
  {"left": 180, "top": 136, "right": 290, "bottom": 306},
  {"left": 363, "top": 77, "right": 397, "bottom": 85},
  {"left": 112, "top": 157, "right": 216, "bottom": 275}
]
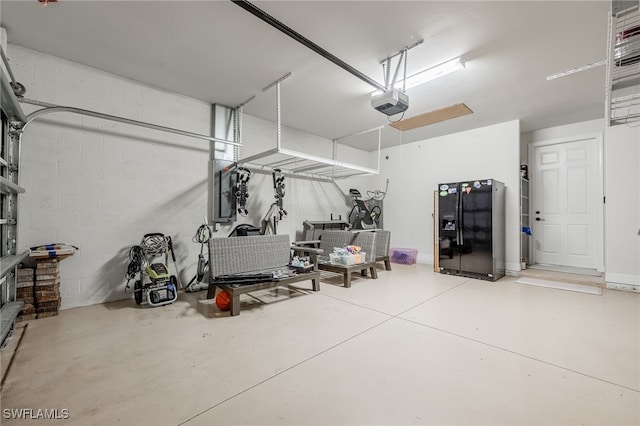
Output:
[{"left": 215, "top": 290, "right": 231, "bottom": 311}]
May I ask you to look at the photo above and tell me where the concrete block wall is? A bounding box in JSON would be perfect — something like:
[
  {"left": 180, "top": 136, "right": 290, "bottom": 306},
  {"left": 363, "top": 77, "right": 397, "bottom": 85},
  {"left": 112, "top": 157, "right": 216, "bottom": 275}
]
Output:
[
  {"left": 11, "top": 44, "right": 359, "bottom": 309},
  {"left": 11, "top": 44, "right": 214, "bottom": 308}
]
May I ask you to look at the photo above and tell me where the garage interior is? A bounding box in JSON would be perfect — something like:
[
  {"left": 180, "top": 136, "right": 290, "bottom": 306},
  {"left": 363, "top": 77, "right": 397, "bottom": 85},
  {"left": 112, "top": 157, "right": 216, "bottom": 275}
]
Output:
[{"left": 0, "top": 1, "right": 639, "bottom": 425}]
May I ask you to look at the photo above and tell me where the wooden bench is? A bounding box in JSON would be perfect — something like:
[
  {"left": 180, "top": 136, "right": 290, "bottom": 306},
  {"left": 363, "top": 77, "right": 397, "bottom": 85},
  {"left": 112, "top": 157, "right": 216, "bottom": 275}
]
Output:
[{"left": 206, "top": 234, "right": 320, "bottom": 316}]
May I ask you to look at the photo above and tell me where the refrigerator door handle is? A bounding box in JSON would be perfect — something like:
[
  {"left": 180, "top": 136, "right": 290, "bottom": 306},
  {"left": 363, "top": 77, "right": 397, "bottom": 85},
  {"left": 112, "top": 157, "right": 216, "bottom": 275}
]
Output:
[{"left": 457, "top": 191, "right": 464, "bottom": 245}]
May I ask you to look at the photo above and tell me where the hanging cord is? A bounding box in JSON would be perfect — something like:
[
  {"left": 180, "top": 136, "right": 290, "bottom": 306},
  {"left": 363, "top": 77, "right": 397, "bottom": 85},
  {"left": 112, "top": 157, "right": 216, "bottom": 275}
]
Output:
[
  {"left": 192, "top": 223, "right": 212, "bottom": 245},
  {"left": 140, "top": 234, "right": 168, "bottom": 257},
  {"left": 387, "top": 111, "right": 406, "bottom": 123},
  {"left": 124, "top": 245, "right": 146, "bottom": 293},
  {"left": 186, "top": 221, "right": 213, "bottom": 289},
  {"left": 366, "top": 178, "right": 390, "bottom": 201}
]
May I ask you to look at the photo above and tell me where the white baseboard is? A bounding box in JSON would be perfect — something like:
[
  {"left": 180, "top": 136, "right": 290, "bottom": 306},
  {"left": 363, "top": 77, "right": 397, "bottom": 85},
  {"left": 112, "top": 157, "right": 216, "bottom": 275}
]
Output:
[
  {"left": 506, "top": 262, "right": 521, "bottom": 276},
  {"left": 417, "top": 253, "right": 432, "bottom": 265},
  {"left": 606, "top": 282, "right": 640, "bottom": 293},
  {"left": 605, "top": 273, "right": 640, "bottom": 293}
]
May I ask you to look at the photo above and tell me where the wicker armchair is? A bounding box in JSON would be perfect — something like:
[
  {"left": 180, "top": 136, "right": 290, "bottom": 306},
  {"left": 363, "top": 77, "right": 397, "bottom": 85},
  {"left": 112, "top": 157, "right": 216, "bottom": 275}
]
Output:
[{"left": 294, "top": 230, "right": 378, "bottom": 288}]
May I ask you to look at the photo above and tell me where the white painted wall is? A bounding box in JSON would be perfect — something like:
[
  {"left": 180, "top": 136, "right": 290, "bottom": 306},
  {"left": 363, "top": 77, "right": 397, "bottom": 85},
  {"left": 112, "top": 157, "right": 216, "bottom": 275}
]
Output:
[
  {"left": 365, "top": 121, "right": 521, "bottom": 273},
  {"left": 11, "top": 45, "right": 360, "bottom": 309},
  {"left": 521, "top": 119, "right": 605, "bottom": 146},
  {"left": 604, "top": 124, "right": 640, "bottom": 291},
  {"left": 521, "top": 119, "right": 605, "bottom": 181}
]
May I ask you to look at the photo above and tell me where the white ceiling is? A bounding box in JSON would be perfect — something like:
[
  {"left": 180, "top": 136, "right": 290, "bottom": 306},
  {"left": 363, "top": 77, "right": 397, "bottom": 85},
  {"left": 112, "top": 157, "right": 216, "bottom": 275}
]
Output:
[{"left": 0, "top": 1, "right": 610, "bottom": 151}]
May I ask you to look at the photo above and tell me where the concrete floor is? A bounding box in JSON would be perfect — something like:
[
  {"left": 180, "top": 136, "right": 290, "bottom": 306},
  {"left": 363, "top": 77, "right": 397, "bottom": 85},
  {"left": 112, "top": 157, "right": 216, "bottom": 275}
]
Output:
[{"left": 1, "top": 264, "right": 639, "bottom": 425}]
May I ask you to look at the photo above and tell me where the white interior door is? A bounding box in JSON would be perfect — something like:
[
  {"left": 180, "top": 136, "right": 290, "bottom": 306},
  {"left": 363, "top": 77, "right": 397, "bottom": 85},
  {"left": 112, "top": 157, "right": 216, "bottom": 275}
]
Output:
[{"left": 532, "top": 136, "right": 601, "bottom": 269}]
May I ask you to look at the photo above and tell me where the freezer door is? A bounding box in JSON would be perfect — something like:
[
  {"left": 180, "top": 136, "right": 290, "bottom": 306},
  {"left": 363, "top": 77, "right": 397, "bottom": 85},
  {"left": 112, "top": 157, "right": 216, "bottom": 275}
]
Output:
[
  {"left": 459, "top": 180, "right": 494, "bottom": 277},
  {"left": 437, "top": 182, "right": 461, "bottom": 272}
]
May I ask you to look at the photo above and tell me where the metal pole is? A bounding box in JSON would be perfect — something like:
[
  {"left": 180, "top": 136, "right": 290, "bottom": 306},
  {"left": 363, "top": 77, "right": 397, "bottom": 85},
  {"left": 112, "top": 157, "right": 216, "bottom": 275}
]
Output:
[
  {"left": 334, "top": 125, "right": 385, "bottom": 141},
  {"left": 403, "top": 48, "right": 408, "bottom": 92},
  {"left": 276, "top": 81, "right": 282, "bottom": 151},
  {"left": 384, "top": 58, "right": 391, "bottom": 90},
  {"left": 0, "top": 47, "right": 18, "bottom": 87},
  {"left": 232, "top": 0, "right": 386, "bottom": 92},
  {"left": 390, "top": 51, "right": 404, "bottom": 89},
  {"left": 19, "top": 100, "right": 241, "bottom": 147},
  {"left": 235, "top": 105, "right": 243, "bottom": 161},
  {"left": 377, "top": 127, "right": 382, "bottom": 171}
]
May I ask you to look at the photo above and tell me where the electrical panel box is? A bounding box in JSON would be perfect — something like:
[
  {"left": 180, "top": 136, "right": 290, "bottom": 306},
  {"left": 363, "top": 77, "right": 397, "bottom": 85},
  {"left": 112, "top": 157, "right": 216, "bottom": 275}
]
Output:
[{"left": 213, "top": 159, "right": 237, "bottom": 223}]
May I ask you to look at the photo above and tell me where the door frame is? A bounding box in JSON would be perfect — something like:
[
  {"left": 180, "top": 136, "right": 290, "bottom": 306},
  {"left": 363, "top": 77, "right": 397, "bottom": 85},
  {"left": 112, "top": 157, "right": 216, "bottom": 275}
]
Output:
[{"left": 527, "top": 132, "right": 604, "bottom": 272}]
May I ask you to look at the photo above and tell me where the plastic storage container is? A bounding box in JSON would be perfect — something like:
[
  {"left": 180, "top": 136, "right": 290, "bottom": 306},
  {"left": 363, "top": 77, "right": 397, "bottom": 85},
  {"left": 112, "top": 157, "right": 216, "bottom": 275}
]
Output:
[
  {"left": 329, "top": 252, "right": 366, "bottom": 266},
  {"left": 389, "top": 248, "right": 418, "bottom": 265}
]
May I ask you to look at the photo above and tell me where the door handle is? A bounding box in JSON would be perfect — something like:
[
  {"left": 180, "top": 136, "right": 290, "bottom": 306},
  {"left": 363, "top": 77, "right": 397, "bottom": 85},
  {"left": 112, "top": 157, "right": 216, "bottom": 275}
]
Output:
[
  {"left": 535, "top": 217, "right": 545, "bottom": 221},
  {"left": 458, "top": 192, "right": 464, "bottom": 245}
]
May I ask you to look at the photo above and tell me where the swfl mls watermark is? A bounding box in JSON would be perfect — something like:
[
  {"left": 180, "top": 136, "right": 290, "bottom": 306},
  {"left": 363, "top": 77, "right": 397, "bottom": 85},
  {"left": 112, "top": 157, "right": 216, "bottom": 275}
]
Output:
[{"left": 3, "top": 408, "right": 70, "bottom": 420}]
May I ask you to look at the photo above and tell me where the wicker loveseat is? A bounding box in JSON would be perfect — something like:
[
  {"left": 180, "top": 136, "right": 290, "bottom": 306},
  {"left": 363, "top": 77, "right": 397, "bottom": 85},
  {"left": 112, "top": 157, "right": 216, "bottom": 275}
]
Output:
[{"left": 206, "top": 234, "right": 320, "bottom": 316}]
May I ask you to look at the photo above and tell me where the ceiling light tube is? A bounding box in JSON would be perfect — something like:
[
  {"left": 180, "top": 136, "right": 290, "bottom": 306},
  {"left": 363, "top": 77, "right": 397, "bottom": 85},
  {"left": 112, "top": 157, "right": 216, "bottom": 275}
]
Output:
[{"left": 399, "top": 56, "right": 465, "bottom": 90}]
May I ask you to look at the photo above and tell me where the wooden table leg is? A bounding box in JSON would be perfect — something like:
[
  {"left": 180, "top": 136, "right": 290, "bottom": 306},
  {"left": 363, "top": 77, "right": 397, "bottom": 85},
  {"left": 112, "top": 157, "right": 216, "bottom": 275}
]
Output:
[
  {"left": 207, "top": 284, "right": 218, "bottom": 299},
  {"left": 230, "top": 294, "right": 241, "bottom": 316},
  {"left": 369, "top": 266, "right": 378, "bottom": 279}
]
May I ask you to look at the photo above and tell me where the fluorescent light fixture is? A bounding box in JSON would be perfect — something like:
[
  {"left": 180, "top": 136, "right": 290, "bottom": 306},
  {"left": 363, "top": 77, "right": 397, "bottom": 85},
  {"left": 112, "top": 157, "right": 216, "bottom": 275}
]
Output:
[
  {"left": 401, "top": 56, "right": 465, "bottom": 89},
  {"left": 373, "top": 56, "right": 465, "bottom": 95},
  {"left": 546, "top": 59, "right": 606, "bottom": 80}
]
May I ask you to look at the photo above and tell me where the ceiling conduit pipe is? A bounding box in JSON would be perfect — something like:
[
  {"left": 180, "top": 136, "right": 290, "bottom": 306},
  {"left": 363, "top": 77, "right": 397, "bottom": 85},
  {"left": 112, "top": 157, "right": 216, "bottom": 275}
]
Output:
[
  {"left": 231, "top": 0, "right": 387, "bottom": 93},
  {"left": 18, "top": 98, "right": 242, "bottom": 147}
]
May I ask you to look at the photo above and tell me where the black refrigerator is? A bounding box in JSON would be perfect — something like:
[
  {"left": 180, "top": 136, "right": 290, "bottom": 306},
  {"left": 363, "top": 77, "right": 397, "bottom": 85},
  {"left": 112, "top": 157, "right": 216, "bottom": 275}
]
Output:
[{"left": 437, "top": 179, "right": 505, "bottom": 281}]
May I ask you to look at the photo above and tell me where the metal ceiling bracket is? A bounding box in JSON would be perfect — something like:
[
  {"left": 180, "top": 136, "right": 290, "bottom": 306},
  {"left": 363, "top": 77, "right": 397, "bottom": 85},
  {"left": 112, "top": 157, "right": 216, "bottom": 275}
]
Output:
[
  {"left": 0, "top": 46, "right": 26, "bottom": 98},
  {"left": 262, "top": 72, "right": 292, "bottom": 92},
  {"left": 380, "top": 41, "right": 422, "bottom": 91}
]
